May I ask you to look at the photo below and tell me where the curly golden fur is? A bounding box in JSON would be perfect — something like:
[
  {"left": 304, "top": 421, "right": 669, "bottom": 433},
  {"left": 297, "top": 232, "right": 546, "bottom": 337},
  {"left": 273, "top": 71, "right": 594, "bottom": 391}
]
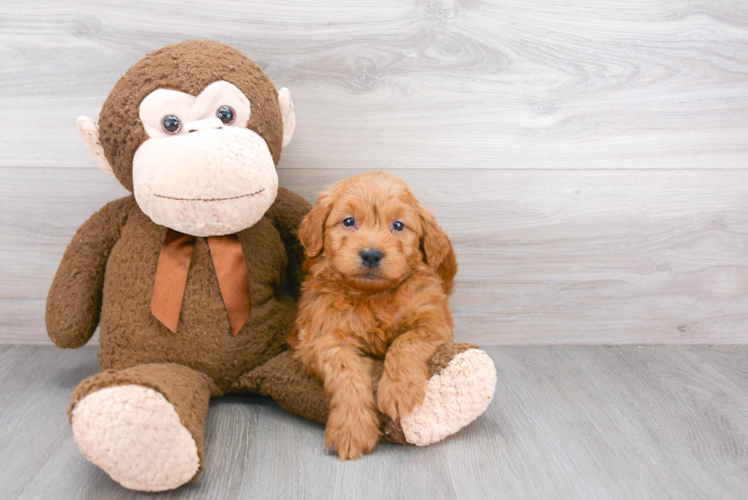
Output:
[{"left": 289, "top": 171, "right": 457, "bottom": 460}]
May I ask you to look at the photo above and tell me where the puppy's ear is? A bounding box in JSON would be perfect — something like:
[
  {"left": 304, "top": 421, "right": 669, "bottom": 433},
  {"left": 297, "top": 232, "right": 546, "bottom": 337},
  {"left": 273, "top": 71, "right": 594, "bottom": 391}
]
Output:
[
  {"left": 419, "top": 203, "right": 450, "bottom": 267},
  {"left": 298, "top": 191, "right": 333, "bottom": 257},
  {"left": 419, "top": 203, "right": 458, "bottom": 294}
]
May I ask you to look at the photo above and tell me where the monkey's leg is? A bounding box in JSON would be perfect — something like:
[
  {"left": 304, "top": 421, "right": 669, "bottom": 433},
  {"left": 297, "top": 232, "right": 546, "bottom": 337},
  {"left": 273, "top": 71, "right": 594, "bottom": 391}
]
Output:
[
  {"left": 399, "top": 343, "right": 497, "bottom": 446},
  {"left": 233, "top": 351, "right": 407, "bottom": 444},
  {"left": 232, "top": 350, "right": 329, "bottom": 424},
  {"left": 232, "top": 346, "right": 496, "bottom": 448},
  {"left": 69, "top": 363, "right": 220, "bottom": 492}
]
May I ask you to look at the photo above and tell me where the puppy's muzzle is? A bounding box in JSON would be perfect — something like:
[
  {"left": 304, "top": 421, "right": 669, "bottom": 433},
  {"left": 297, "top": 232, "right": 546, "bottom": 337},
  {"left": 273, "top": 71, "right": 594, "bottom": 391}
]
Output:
[{"left": 360, "top": 248, "right": 384, "bottom": 268}]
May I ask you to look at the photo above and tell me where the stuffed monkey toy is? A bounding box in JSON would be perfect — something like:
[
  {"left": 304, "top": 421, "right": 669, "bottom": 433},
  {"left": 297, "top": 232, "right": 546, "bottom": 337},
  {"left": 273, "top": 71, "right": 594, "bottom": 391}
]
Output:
[{"left": 46, "top": 40, "right": 497, "bottom": 492}]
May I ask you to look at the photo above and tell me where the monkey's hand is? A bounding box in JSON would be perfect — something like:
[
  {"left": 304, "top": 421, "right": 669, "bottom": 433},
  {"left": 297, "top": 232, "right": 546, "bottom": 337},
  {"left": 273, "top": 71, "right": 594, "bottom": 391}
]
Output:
[{"left": 46, "top": 196, "right": 134, "bottom": 348}]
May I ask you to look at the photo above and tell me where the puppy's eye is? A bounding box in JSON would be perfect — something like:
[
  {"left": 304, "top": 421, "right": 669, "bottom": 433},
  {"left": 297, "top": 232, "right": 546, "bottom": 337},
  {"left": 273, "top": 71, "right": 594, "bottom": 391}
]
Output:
[
  {"left": 216, "top": 105, "right": 236, "bottom": 125},
  {"left": 393, "top": 221, "right": 405, "bottom": 232},
  {"left": 161, "top": 115, "right": 182, "bottom": 134},
  {"left": 342, "top": 218, "right": 356, "bottom": 228}
]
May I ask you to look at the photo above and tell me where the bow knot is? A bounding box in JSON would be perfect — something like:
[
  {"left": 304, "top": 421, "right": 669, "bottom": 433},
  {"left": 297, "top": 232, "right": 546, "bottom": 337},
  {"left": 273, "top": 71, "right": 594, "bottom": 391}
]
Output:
[{"left": 150, "top": 229, "right": 251, "bottom": 335}]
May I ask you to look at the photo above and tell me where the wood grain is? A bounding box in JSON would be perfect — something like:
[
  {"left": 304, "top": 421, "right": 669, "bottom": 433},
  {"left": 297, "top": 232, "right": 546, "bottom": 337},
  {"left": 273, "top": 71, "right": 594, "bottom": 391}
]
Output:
[
  {"left": 1, "top": 0, "right": 748, "bottom": 345},
  {"left": 0, "top": 0, "right": 747, "bottom": 170},
  {"left": 2, "top": 167, "right": 747, "bottom": 345},
  {"left": 1, "top": 345, "right": 747, "bottom": 499}
]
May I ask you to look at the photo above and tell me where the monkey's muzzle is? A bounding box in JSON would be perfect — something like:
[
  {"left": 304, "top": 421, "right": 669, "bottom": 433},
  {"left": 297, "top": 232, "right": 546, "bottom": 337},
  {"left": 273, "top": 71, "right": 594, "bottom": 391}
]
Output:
[{"left": 132, "top": 127, "right": 278, "bottom": 237}]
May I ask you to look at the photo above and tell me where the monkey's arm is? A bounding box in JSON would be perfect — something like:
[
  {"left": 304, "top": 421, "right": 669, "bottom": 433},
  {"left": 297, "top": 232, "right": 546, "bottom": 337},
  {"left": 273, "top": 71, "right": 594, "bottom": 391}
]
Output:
[
  {"left": 269, "top": 187, "right": 311, "bottom": 299},
  {"left": 46, "top": 196, "right": 135, "bottom": 348}
]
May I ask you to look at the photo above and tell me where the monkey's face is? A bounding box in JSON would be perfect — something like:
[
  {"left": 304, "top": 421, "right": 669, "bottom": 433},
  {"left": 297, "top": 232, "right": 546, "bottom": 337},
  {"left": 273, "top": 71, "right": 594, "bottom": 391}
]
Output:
[
  {"left": 76, "top": 40, "right": 296, "bottom": 237},
  {"left": 132, "top": 81, "right": 278, "bottom": 236}
]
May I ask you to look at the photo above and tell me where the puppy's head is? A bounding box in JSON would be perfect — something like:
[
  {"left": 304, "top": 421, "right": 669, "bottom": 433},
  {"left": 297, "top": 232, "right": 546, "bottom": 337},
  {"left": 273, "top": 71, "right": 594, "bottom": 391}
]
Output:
[{"left": 299, "top": 171, "right": 452, "bottom": 292}]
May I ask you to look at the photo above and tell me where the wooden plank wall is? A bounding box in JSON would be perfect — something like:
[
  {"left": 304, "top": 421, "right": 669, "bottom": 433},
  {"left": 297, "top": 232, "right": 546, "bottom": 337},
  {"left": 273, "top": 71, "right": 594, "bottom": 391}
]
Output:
[{"left": 1, "top": 0, "right": 747, "bottom": 345}]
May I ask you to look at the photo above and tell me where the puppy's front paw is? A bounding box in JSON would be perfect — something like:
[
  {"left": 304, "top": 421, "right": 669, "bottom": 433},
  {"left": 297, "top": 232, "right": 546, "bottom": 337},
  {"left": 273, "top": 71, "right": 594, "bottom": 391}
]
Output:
[
  {"left": 325, "top": 409, "right": 380, "bottom": 461},
  {"left": 377, "top": 371, "right": 427, "bottom": 419}
]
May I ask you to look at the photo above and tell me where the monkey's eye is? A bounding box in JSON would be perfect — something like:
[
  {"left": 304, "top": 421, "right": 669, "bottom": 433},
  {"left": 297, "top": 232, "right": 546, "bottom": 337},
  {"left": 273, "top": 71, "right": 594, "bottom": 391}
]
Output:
[
  {"left": 161, "top": 115, "right": 182, "bottom": 135},
  {"left": 216, "top": 105, "right": 236, "bottom": 125},
  {"left": 342, "top": 218, "right": 356, "bottom": 228},
  {"left": 393, "top": 221, "right": 405, "bottom": 232}
]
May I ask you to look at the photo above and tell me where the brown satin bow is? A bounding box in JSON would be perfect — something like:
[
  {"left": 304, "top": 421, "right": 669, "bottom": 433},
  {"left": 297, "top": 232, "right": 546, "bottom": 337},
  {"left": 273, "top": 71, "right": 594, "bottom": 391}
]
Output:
[{"left": 150, "top": 229, "right": 251, "bottom": 335}]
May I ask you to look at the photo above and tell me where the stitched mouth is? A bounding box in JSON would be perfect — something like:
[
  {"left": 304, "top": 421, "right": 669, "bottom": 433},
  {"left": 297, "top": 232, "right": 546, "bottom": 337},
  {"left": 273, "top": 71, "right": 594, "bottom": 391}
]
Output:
[{"left": 153, "top": 188, "right": 265, "bottom": 202}]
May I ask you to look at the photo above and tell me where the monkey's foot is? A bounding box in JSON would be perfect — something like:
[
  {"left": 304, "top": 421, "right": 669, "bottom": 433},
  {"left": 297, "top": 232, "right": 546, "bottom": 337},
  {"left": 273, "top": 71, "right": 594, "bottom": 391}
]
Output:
[
  {"left": 71, "top": 385, "right": 199, "bottom": 492},
  {"left": 400, "top": 344, "right": 497, "bottom": 446}
]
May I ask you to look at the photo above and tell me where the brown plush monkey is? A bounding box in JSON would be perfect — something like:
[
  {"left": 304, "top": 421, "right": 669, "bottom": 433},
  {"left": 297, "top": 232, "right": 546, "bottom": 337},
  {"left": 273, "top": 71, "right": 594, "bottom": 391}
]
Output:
[{"left": 47, "top": 40, "right": 497, "bottom": 492}]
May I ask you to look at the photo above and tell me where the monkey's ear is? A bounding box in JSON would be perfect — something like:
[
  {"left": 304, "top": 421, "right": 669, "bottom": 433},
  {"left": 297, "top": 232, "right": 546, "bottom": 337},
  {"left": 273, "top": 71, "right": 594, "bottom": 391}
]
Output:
[
  {"left": 278, "top": 87, "right": 296, "bottom": 148},
  {"left": 298, "top": 191, "right": 332, "bottom": 258},
  {"left": 76, "top": 116, "right": 114, "bottom": 175}
]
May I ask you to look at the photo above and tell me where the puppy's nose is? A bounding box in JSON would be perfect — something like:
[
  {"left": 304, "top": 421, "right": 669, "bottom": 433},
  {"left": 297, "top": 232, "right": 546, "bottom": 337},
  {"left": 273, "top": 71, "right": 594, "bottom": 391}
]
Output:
[{"left": 360, "top": 249, "right": 384, "bottom": 268}]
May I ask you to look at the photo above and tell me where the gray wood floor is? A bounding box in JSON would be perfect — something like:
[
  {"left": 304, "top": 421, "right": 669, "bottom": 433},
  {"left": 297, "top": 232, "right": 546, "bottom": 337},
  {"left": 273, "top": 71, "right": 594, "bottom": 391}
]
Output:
[{"left": 1, "top": 345, "right": 746, "bottom": 500}]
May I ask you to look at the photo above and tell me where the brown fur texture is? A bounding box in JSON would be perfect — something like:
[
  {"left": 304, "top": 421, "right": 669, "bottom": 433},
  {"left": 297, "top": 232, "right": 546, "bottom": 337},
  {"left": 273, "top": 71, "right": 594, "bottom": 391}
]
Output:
[
  {"left": 47, "top": 187, "right": 318, "bottom": 482},
  {"left": 427, "top": 341, "right": 479, "bottom": 377},
  {"left": 47, "top": 188, "right": 307, "bottom": 392},
  {"left": 290, "top": 171, "right": 458, "bottom": 460},
  {"left": 46, "top": 41, "right": 324, "bottom": 485},
  {"left": 69, "top": 363, "right": 220, "bottom": 474},
  {"left": 47, "top": 42, "right": 488, "bottom": 489},
  {"left": 98, "top": 40, "right": 284, "bottom": 192},
  {"left": 233, "top": 345, "right": 477, "bottom": 445}
]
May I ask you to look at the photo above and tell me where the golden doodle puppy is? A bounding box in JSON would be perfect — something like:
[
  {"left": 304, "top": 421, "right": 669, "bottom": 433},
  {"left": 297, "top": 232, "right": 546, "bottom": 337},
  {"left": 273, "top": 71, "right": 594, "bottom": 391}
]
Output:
[{"left": 290, "top": 171, "right": 460, "bottom": 460}]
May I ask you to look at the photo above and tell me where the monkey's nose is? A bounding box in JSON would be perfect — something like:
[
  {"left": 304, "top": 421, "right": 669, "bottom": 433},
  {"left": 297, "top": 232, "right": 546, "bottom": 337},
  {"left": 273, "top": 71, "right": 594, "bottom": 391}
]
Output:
[
  {"left": 360, "top": 249, "right": 384, "bottom": 268},
  {"left": 185, "top": 117, "right": 224, "bottom": 133}
]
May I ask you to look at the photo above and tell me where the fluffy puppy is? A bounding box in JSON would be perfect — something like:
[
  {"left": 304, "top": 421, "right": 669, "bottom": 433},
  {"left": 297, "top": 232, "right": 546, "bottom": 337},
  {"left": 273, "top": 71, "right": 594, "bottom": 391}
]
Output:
[{"left": 289, "top": 171, "right": 457, "bottom": 461}]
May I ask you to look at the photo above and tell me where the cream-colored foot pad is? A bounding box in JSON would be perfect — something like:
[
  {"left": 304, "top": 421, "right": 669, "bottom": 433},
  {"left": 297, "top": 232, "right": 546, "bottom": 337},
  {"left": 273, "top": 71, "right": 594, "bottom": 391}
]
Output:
[
  {"left": 401, "top": 349, "right": 497, "bottom": 446},
  {"left": 71, "top": 385, "right": 199, "bottom": 492}
]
